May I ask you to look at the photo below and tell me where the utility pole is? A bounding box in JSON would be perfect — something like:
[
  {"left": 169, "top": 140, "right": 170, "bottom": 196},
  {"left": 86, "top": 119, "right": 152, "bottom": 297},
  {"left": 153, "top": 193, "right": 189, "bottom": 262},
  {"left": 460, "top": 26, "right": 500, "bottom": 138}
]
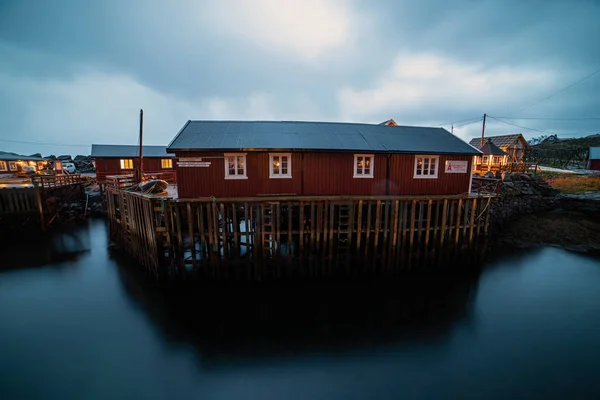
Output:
[
  {"left": 451, "top": 124, "right": 454, "bottom": 134},
  {"left": 138, "top": 109, "right": 144, "bottom": 183},
  {"left": 480, "top": 113, "right": 487, "bottom": 146}
]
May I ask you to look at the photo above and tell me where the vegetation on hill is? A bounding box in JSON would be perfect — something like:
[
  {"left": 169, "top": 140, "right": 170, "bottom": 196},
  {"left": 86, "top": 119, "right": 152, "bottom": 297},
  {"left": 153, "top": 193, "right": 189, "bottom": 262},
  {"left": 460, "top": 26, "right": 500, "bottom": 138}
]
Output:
[{"left": 527, "top": 133, "right": 600, "bottom": 169}]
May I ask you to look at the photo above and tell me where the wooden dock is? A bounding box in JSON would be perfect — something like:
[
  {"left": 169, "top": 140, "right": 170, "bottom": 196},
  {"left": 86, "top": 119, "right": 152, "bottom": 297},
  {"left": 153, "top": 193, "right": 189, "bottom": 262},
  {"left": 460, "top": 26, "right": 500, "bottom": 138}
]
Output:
[
  {"left": 106, "top": 189, "right": 492, "bottom": 281},
  {"left": 0, "top": 174, "right": 89, "bottom": 234}
]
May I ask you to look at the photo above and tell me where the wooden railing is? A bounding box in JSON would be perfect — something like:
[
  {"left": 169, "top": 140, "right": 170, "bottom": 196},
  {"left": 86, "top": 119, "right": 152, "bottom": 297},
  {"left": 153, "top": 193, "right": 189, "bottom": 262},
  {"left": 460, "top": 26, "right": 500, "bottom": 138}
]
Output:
[
  {"left": 106, "top": 174, "right": 137, "bottom": 190},
  {"left": 471, "top": 177, "right": 501, "bottom": 195},
  {"left": 31, "top": 174, "right": 87, "bottom": 189}
]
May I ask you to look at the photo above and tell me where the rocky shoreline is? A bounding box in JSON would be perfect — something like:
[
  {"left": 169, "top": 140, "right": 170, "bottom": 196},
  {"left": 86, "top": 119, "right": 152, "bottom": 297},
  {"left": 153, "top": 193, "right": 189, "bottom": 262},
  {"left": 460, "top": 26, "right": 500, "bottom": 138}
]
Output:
[{"left": 487, "top": 173, "right": 600, "bottom": 252}]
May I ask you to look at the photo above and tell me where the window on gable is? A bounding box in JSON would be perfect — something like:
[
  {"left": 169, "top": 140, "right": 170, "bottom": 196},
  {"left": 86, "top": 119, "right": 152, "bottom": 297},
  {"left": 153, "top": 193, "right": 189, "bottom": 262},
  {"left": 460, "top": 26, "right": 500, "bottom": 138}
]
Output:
[
  {"left": 0, "top": 161, "right": 7, "bottom": 171},
  {"left": 224, "top": 153, "right": 247, "bottom": 179},
  {"left": 414, "top": 156, "right": 439, "bottom": 178},
  {"left": 161, "top": 158, "right": 173, "bottom": 169},
  {"left": 120, "top": 159, "right": 133, "bottom": 169},
  {"left": 269, "top": 153, "right": 291, "bottom": 178},
  {"left": 9, "top": 161, "right": 17, "bottom": 171},
  {"left": 354, "top": 154, "right": 374, "bottom": 178}
]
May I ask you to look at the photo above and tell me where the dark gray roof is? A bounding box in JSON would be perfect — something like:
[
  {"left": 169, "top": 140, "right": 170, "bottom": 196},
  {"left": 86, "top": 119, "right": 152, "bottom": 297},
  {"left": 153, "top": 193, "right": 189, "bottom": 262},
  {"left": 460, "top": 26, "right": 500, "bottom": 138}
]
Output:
[
  {"left": 167, "top": 120, "right": 481, "bottom": 155},
  {"left": 91, "top": 144, "right": 173, "bottom": 158},
  {"left": 0, "top": 151, "right": 46, "bottom": 161},
  {"left": 468, "top": 134, "right": 530, "bottom": 149},
  {"left": 476, "top": 139, "right": 508, "bottom": 156}
]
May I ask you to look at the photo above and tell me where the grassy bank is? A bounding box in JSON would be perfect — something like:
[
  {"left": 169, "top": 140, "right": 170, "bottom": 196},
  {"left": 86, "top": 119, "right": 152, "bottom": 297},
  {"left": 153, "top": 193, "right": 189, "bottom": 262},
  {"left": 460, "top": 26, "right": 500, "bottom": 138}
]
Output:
[{"left": 542, "top": 173, "right": 600, "bottom": 194}]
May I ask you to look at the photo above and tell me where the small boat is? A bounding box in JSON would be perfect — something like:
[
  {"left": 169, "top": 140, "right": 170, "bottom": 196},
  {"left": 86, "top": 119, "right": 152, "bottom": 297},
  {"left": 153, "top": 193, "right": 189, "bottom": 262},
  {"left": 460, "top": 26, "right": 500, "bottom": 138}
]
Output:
[{"left": 138, "top": 179, "right": 168, "bottom": 194}]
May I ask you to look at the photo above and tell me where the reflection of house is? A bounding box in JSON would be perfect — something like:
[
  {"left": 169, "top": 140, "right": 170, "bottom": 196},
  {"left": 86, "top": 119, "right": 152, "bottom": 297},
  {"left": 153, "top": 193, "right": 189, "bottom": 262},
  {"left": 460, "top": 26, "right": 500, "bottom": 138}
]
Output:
[
  {"left": 0, "top": 151, "right": 47, "bottom": 177},
  {"left": 166, "top": 120, "right": 481, "bottom": 198},
  {"left": 472, "top": 139, "right": 508, "bottom": 172},
  {"left": 587, "top": 147, "right": 600, "bottom": 170},
  {"left": 468, "top": 134, "right": 530, "bottom": 162},
  {"left": 91, "top": 145, "right": 176, "bottom": 183}
]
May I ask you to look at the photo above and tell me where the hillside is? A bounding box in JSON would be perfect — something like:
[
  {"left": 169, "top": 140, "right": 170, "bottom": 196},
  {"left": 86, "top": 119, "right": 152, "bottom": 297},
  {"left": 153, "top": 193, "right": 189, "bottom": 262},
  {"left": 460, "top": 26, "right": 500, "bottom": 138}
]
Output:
[{"left": 529, "top": 133, "right": 599, "bottom": 169}]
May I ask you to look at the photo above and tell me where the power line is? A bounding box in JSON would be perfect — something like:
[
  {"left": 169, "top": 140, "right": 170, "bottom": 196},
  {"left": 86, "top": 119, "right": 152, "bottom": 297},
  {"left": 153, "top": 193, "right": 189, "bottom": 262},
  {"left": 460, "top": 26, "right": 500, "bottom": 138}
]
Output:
[
  {"left": 436, "top": 116, "right": 482, "bottom": 126},
  {"left": 491, "top": 116, "right": 600, "bottom": 121},
  {"left": 454, "top": 119, "right": 483, "bottom": 129},
  {"left": 515, "top": 66, "right": 600, "bottom": 113},
  {"left": 0, "top": 139, "right": 90, "bottom": 147},
  {"left": 488, "top": 116, "right": 599, "bottom": 137}
]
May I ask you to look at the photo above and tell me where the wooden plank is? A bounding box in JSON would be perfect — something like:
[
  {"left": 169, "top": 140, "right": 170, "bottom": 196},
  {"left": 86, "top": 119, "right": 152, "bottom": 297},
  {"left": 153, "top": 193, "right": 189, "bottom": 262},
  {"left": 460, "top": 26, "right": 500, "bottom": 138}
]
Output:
[
  {"left": 454, "top": 198, "right": 463, "bottom": 244},
  {"left": 299, "top": 201, "right": 304, "bottom": 256},
  {"left": 409, "top": 200, "right": 416, "bottom": 248},
  {"left": 275, "top": 202, "right": 281, "bottom": 256},
  {"left": 310, "top": 201, "right": 316, "bottom": 252},
  {"left": 197, "top": 204, "right": 206, "bottom": 257},
  {"left": 232, "top": 202, "right": 239, "bottom": 258},
  {"left": 469, "top": 197, "right": 477, "bottom": 243},
  {"left": 391, "top": 199, "right": 399, "bottom": 266},
  {"left": 424, "top": 199, "right": 433, "bottom": 248},
  {"left": 221, "top": 203, "right": 229, "bottom": 259},
  {"left": 382, "top": 200, "right": 390, "bottom": 258},
  {"left": 244, "top": 202, "right": 250, "bottom": 255},
  {"left": 356, "top": 199, "right": 363, "bottom": 250},
  {"left": 206, "top": 201, "right": 215, "bottom": 254},
  {"left": 316, "top": 201, "right": 322, "bottom": 250},
  {"left": 287, "top": 202, "right": 293, "bottom": 259},
  {"left": 212, "top": 203, "right": 220, "bottom": 255},
  {"left": 328, "top": 202, "right": 335, "bottom": 260},
  {"left": 440, "top": 199, "right": 448, "bottom": 245},
  {"left": 374, "top": 200, "right": 381, "bottom": 255},
  {"left": 365, "top": 201, "right": 372, "bottom": 257},
  {"left": 462, "top": 198, "right": 470, "bottom": 238},
  {"left": 322, "top": 200, "right": 329, "bottom": 255},
  {"left": 187, "top": 203, "right": 197, "bottom": 269}
]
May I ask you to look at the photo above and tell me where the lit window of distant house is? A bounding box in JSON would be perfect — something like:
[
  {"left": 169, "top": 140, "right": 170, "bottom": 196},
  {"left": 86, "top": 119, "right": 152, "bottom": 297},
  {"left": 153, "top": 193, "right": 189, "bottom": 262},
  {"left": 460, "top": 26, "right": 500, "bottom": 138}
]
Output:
[
  {"left": 224, "top": 153, "right": 247, "bottom": 179},
  {"left": 414, "top": 156, "right": 439, "bottom": 178},
  {"left": 482, "top": 156, "right": 489, "bottom": 164},
  {"left": 269, "top": 153, "right": 291, "bottom": 178},
  {"left": 0, "top": 161, "right": 7, "bottom": 171},
  {"left": 120, "top": 159, "right": 133, "bottom": 169},
  {"left": 354, "top": 154, "right": 374, "bottom": 178},
  {"left": 161, "top": 159, "right": 173, "bottom": 169},
  {"left": 9, "top": 161, "right": 17, "bottom": 171},
  {"left": 492, "top": 156, "right": 501, "bottom": 164}
]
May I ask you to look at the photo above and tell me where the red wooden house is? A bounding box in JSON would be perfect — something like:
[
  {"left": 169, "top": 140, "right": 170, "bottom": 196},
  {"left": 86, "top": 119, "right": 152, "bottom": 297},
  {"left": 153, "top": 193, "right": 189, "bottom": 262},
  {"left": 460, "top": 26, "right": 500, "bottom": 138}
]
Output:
[
  {"left": 166, "top": 120, "right": 481, "bottom": 199},
  {"left": 91, "top": 144, "right": 176, "bottom": 183}
]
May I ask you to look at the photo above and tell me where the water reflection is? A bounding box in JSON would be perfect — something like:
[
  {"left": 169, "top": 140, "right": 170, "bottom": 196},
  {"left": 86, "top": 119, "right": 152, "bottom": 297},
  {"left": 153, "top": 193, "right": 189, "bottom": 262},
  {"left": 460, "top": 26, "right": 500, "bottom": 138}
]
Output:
[
  {"left": 113, "top": 251, "right": 482, "bottom": 369},
  {"left": 0, "top": 222, "right": 91, "bottom": 270}
]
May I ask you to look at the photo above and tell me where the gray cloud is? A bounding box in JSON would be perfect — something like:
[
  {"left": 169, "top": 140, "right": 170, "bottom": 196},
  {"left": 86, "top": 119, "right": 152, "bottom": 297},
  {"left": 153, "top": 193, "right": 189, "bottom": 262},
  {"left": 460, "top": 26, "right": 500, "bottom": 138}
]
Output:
[{"left": 0, "top": 0, "right": 599, "bottom": 156}]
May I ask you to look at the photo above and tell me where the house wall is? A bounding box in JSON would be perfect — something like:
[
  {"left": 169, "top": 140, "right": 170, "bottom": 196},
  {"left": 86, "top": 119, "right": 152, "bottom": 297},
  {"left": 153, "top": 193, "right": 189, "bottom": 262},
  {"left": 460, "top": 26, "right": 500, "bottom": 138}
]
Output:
[
  {"left": 174, "top": 151, "right": 473, "bottom": 198},
  {"left": 95, "top": 157, "right": 176, "bottom": 182},
  {"left": 388, "top": 154, "right": 472, "bottom": 195},
  {"left": 588, "top": 159, "right": 600, "bottom": 170}
]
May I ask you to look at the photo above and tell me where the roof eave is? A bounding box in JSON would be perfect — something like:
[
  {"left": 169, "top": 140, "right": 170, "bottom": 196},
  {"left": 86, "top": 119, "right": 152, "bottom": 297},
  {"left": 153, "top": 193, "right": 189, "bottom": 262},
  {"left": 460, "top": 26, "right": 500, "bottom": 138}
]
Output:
[{"left": 167, "top": 147, "right": 482, "bottom": 156}]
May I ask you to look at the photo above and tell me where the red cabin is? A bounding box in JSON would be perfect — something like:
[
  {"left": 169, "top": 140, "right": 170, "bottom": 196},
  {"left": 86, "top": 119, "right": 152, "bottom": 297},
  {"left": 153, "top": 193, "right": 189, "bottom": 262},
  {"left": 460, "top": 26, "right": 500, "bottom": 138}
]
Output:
[
  {"left": 587, "top": 147, "right": 600, "bottom": 170},
  {"left": 166, "top": 120, "right": 481, "bottom": 199},
  {"left": 91, "top": 144, "right": 176, "bottom": 183}
]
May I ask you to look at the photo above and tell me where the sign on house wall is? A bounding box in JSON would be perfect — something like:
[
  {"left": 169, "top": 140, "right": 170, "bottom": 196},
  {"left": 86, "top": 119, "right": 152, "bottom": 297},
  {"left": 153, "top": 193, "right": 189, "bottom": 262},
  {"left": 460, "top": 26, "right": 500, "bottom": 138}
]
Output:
[
  {"left": 178, "top": 157, "right": 211, "bottom": 167},
  {"left": 445, "top": 160, "right": 468, "bottom": 173}
]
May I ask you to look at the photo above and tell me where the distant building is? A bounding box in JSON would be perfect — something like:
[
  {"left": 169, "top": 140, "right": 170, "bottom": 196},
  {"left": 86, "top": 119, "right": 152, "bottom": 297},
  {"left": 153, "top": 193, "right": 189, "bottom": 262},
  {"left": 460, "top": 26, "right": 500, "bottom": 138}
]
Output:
[
  {"left": 91, "top": 144, "right": 176, "bottom": 183},
  {"left": 472, "top": 139, "right": 509, "bottom": 172},
  {"left": 0, "top": 151, "right": 47, "bottom": 177},
  {"left": 587, "top": 147, "right": 600, "bottom": 170},
  {"left": 468, "top": 134, "right": 530, "bottom": 172},
  {"left": 166, "top": 120, "right": 481, "bottom": 198}
]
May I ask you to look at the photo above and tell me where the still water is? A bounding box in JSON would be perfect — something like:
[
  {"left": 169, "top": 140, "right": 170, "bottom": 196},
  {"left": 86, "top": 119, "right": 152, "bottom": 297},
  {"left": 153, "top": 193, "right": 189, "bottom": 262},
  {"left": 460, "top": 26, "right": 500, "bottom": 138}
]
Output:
[{"left": 1, "top": 219, "right": 600, "bottom": 399}]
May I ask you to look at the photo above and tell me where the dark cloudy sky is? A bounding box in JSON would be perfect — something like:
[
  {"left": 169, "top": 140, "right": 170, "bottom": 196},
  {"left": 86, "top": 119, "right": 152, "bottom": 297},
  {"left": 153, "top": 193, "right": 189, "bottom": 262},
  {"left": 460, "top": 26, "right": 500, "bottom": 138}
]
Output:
[{"left": 1, "top": 0, "right": 599, "bottom": 156}]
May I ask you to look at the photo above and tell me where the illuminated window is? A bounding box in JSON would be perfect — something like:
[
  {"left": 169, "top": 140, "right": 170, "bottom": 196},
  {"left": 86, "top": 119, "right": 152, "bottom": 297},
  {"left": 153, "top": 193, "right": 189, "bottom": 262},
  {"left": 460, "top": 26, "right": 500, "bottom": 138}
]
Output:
[
  {"left": 353, "top": 154, "right": 374, "bottom": 178},
  {"left": 9, "top": 162, "right": 17, "bottom": 171},
  {"left": 492, "top": 156, "right": 501, "bottom": 164},
  {"left": 414, "top": 156, "right": 439, "bottom": 178},
  {"left": 120, "top": 159, "right": 133, "bottom": 169},
  {"left": 0, "top": 161, "right": 6, "bottom": 171},
  {"left": 482, "top": 156, "right": 489, "bottom": 164},
  {"left": 224, "top": 153, "right": 247, "bottom": 179},
  {"left": 161, "top": 159, "right": 173, "bottom": 169},
  {"left": 269, "top": 153, "right": 291, "bottom": 178}
]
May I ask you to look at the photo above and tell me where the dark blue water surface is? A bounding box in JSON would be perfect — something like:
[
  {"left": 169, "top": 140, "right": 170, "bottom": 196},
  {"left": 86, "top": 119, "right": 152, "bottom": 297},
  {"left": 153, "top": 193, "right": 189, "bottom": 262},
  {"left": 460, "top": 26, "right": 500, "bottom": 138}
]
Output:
[{"left": 1, "top": 219, "right": 600, "bottom": 399}]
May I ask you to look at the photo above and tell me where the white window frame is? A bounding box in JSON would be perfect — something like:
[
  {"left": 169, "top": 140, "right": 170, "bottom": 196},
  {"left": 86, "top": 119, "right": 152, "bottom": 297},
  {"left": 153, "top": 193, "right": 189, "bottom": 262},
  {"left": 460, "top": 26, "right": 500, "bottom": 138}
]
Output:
[
  {"left": 353, "top": 154, "right": 374, "bottom": 178},
  {"left": 120, "top": 159, "right": 133, "bottom": 170},
  {"left": 413, "top": 155, "right": 440, "bottom": 179},
  {"left": 224, "top": 153, "right": 248, "bottom": 180},
  {"left": 9, "top": 161, "right": 17, "bottom": 171},
  {"left": 268, "top": 153, "right": 292, "bottom": 179},
  {"left": 161, "top": 158, "right": 173, "bottom": 169},
  {"left": 0, "top": 161, "right": 7, "bottom": 171}
]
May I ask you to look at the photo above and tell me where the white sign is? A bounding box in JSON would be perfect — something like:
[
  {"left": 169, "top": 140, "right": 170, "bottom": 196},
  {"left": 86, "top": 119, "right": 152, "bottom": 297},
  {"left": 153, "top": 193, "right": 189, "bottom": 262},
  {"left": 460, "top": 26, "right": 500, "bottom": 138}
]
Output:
[
  {"left": 445, "top": 160, "right": 468, "bottom": 173},
  {"left": 178, "top": 161, "right": 211, "bottom": 168},
  {"left": 179, "top": 157, "right": 204, "bottom": 162}
]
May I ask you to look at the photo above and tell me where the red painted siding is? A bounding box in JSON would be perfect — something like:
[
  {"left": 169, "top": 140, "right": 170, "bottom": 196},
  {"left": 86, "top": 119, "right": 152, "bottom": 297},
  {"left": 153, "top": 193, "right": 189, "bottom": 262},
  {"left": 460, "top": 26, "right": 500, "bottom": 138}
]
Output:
[
  {"left": 174, "top": 151, "right": 473, "bottom": 198},
  {"left": 302, "top": 153, "right": 388, "bottom": 195},
  {"left": 388, "top": 154, "right": 472, "bottom": 195},
  {"left": 95, "top": 157, "right": 176, "bottom": 182},
  {"left": 589, "top": 159, "right": 600, "bottom": 170},
  {"left": 175, "top": 152, "right": 302, "bottom": 198}
]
